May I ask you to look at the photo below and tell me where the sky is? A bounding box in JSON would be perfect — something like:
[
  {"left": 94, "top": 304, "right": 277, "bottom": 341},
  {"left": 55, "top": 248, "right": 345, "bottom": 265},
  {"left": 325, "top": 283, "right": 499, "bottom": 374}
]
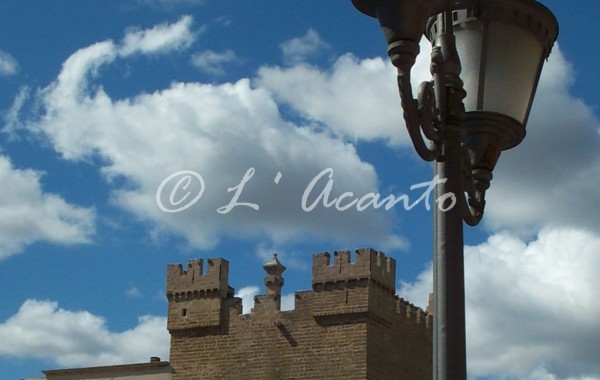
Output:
[{"left": 0, "top": 1, "right": 599, "bottom": 379}]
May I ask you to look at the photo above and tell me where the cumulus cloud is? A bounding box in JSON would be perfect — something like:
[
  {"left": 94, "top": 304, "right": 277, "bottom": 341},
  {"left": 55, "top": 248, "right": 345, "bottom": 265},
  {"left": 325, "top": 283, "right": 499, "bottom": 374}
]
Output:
[
  {"left": 255, "top": 244, "right": 311, "bottom": 271},
  {"left": 258, "top": 39, "right": 600, "bottom": 237},
  {"left": 0, "top": 156, "right": 95, "bottom": 260},
  {"left": 235, "top": 286, "right": 259, "bottom": 314},
  {"left": 280, "top": 29, "right": 329, "bottom": 65},
  {"left": 0, "top": 49, "right": 18, "bottom": 76},
  {"left": 257, "top": 39, "right": 432, "bottom": 146},
  {"left": 399, "top": 228, "right": 600, "bottom": 379},
  {"left": 398, "top": 261, "right": 432, "bottom": 309},
  {"left": 0, "top": 299, "right": 169, "bottom": 367},
  {"left": 2, "top": 85, "right": 29, "bottom": 138},
  {"left": 119, "top": 15, "right": 196, "bottom": 56},
  {"left": 190, "top": 49, "right": 237, "bottom": 76},
  {"left": 20, "top": 23, "right": 407, "bottom": 253},
  {"left": 4, "top": 20, "right": 598, "bottom": 378},
  {"left": 257, "top": 54, "right": 401, "bottom": 144}
]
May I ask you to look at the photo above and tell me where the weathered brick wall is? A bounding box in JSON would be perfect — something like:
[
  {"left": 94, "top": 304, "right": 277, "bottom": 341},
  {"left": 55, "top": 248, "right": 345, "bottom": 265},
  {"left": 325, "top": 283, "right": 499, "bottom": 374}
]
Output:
[
  {"left": 166, "top": 249, "right": 431, "bottom": 380},
  {"left": 169, "top": 294, "right": 368, "bottom": 380},
  {"left": 367, "top": 299, "right": 432, "bottom": 379}
]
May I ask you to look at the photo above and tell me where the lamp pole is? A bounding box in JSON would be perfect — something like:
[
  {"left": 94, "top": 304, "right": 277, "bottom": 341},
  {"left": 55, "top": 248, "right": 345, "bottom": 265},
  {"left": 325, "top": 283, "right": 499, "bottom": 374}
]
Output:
[
  {"left": 350, "top": 1, "right": 558, "bottom": 379},
  {"left": 432, "top": 12, "right": 469, "bottom": 377}
]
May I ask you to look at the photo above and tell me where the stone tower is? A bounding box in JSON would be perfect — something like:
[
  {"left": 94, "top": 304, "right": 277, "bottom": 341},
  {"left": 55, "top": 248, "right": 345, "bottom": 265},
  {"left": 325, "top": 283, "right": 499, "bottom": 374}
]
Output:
[
  {"left": 166, "top": 249, "right": 432, "bottom": 379},
  {"left": 253, "top": 254, "right": 286, "bottom": 312},
  {"left": 166, "top": 258, "right": 241, "bottom": 335}
]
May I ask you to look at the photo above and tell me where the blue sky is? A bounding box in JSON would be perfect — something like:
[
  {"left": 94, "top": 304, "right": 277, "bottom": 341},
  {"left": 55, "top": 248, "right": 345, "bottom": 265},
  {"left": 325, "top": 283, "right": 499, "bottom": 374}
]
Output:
[{"left": 0, "top": 1, "right": 599, "bottom": 379}]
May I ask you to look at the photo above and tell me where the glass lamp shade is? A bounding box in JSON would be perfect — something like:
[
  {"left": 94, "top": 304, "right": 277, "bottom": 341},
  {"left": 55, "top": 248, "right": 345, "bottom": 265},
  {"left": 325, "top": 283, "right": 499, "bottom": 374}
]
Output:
[{"left": 428, "top": 0, "right": 558, "bottom": 150}]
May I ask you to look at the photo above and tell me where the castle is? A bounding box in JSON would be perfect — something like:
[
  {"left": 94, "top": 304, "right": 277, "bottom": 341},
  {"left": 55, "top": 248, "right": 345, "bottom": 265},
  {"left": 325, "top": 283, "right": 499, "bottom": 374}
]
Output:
[{"left": 37, "top": 248, "right": 432, "bottom": 380}]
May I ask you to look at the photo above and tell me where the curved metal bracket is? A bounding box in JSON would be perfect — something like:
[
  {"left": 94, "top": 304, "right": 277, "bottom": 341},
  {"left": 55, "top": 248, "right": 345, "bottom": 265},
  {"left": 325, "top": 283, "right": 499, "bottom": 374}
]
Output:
[
  {"left": 462, "top": 183, "right": 485, "bottom": 226},
  {"left": 397, "top": 74, "right": 441, "bottom": 161},
  {"left": 461, "top": 144, "right": 486, "bottom": 226},
  {"left": 417, "top": 81, "right": 442, "bottom": 142},
  {"left": 395, "top": 45, "right": 446, "bottom": 162}
]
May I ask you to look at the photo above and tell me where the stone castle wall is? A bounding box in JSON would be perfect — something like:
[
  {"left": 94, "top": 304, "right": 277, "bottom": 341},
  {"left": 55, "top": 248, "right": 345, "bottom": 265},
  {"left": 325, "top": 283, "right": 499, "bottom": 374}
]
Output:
[{"left": 166, "top": 248, "right": 432, "bottom": 380}]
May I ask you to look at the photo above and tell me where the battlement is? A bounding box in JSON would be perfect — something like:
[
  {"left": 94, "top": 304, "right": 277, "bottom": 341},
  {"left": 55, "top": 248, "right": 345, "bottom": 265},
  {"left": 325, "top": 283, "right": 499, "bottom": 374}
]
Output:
[
  {"left": 166, "top": 250, "right": 432, "bottom": 379},
  {"left": 166, "top": 258, "right": 230, "bottom": 299},
  {"left": 396, "top": 297, "right": 432, "bottom": 329},
  {"left": 312, "top": 248, "right": 396, "bottom": 292},
  {"left": 166, "top": 258, "right": 238, "bottom": 334}
]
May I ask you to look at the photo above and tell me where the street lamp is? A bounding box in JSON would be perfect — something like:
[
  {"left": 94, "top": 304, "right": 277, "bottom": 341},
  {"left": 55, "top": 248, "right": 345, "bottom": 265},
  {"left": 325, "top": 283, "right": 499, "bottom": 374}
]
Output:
[{"left": 350, "top": 0, "right": 558, "bottom": 379}]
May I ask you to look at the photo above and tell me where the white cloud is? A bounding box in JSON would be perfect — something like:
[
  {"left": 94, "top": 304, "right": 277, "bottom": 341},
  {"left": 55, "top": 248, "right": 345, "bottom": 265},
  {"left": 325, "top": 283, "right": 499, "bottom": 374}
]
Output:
[
  {"left": 258, "top": 39, "right": 600, "bottom": 237},
  {"left": 257, "top": 54, "right": 401, "bottom": 144},
  {"left": 20, "top": 22, "right": 407, "bottom": 253},
  {"left": 119, "top": 15, "right": 196, "bottom": 57},
  {"left": 520, "top": 366, "right": 599, "bottom": 380},
  {"left": 44, "top": 40, "right": 118, "bottom": 121},
  {"left": 0, "top": 156, "right": 95, "bottom": 260},
  {"left": 255, "top": 244, "right": 310, "bottom": 271},
  {"left": 398, "top": 261, "right": 432, "bottom": 310},
  {"left": 280, "top": 293, "right": 295, "bottom": 311},
  {"left": 190, "top": 49, "right": 237, "bottom": 76},
  {"left": 126, "top": 284, "right": 142, "bottom": 298},
  {"left": 24, "top": 22, "right": 598, "bottom": 260},
  {"left": 0, "top": 299, "right": 169, "bottom": 367},
  {"left": 399, "top": 228, "right": 600, "bottom": 379},
  {"left": 256, "top": 39, "right": 433, "bottom": 146},
  {"left": 280, "top": 29, "right": 329, "bottom": 65},
  {"left": 235, "top": 286, "right": 295, "bottom": 314},
  {"left": 0, "top": 49, "right": 18, "bottom": 76},
  {"left": 2, "top": 85, "right": 29, "bottom": 138},
  {"left": 235, "top": 285, "right": 259, "bottom": 314}
]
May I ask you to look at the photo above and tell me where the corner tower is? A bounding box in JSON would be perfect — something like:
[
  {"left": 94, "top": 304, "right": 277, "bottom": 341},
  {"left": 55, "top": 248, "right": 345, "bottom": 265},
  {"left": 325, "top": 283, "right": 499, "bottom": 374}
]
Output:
[{"left": 166, "top": 258, "right": 240, "bottom": 335}]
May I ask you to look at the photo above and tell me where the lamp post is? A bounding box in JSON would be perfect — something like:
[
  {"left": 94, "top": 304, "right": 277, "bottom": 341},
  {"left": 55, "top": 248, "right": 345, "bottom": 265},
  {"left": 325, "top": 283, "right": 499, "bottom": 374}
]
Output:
[{"left": 350, "top": 0, "right": 558, "bottom": 379}]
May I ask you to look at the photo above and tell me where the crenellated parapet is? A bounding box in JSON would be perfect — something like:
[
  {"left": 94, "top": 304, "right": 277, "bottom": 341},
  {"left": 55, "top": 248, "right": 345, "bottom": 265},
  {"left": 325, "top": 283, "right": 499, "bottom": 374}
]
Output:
[
  {"left": 312, "top": 248, "right": 396, "bottom": 293},
  {"left": 166, "top": 258, "right": 238, "bottom": 334},
  {"left": 396, "top": 297, "right": 432, "bottom": 329},
  {"left": 166, "top": 249, "right": 432, "bottom": 380},
  {"left": 166, "top": 258, "right": 230, "bottom": 300}
]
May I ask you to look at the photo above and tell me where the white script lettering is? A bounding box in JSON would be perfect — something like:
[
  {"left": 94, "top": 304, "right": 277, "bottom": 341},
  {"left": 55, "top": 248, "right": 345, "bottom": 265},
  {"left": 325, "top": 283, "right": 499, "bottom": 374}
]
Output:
[
  {"left": 301, "top": 168, "right": 455, "bottom": 212},
  {"left": 156, "top": 170, "right": 205, "bottom": 213},
  {"left": 217, "top": 167, "right": 259, "bottom": 214}
]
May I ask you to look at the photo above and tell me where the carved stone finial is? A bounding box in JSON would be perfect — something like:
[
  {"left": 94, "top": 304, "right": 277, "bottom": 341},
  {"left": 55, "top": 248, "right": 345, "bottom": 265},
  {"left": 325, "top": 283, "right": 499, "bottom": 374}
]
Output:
[{"left": 263, "top": 254, "right": 286, "bottom": 295}]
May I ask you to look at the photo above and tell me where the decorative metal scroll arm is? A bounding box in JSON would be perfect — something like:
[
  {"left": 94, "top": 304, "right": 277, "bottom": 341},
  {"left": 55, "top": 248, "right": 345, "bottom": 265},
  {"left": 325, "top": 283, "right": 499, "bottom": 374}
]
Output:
[
  {"left": 395, "top": 46, "right": 445, "bottom": 162},
  {"left": 461, "top": 144, "right": 487, "bottom": 226}
]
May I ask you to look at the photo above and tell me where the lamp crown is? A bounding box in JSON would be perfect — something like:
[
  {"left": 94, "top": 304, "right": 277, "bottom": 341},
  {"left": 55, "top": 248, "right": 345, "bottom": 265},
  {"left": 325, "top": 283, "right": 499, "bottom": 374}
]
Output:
[
  {"left": 352, "top": 0, "right": 453, "bottom": 71},
  {"left": 352, "top": 0, "right": 453, "bottom": 42}
]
